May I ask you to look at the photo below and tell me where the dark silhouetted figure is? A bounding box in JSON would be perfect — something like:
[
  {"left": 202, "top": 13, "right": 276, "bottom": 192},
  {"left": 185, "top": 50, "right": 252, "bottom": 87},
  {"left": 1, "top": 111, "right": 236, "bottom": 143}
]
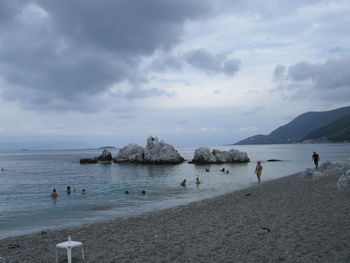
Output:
[{"left": 312, "top": 152, "right": 320, "bottom": 169}]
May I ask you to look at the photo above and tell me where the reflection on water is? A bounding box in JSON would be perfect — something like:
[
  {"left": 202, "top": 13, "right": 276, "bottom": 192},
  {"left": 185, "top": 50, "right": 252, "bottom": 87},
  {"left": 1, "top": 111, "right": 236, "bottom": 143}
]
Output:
[{"left": 0, "top": 143, "right": 349, "bottom": 238}]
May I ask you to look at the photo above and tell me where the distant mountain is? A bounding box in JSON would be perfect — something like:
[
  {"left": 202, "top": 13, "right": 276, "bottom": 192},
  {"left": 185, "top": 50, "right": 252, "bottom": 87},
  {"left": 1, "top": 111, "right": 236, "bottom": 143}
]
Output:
[
  {"left": 235, "top": 106, "right": 350, "bottom": 145},
  {"left": 303, "top": 114, "right": 350, "bottom": 142},
  {"left": 0, "top": 140, "right": 93, "bottom": 150}
]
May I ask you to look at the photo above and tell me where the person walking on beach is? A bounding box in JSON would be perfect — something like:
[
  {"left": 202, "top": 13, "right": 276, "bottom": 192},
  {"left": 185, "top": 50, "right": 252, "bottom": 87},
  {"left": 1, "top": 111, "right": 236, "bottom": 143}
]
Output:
[
  {"left": 312, "top": 151, "right": 320, "bottom": 169},
  {"left": 254, "top": 161, "right": 263, "bottom": 183}
]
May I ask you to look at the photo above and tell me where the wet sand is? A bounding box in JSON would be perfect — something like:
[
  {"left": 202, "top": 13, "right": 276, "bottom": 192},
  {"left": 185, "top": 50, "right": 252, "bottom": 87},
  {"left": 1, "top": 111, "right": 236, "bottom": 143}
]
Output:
[{"left": 1, "top": 169, "right": 349, "bottom": 263}]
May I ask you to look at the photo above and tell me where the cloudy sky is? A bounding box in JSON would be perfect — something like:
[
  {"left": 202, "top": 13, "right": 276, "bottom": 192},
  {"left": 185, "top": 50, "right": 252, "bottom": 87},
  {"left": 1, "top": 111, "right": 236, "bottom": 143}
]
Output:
[{"left": 0, "top": 0, "right": 349, "bottom": 149}]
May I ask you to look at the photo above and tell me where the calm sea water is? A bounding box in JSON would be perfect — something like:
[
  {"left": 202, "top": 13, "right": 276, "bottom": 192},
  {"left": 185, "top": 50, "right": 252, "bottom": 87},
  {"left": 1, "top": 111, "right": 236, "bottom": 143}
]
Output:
[{"left": 0, "top": 143, "right": 349, "bottom": 239}]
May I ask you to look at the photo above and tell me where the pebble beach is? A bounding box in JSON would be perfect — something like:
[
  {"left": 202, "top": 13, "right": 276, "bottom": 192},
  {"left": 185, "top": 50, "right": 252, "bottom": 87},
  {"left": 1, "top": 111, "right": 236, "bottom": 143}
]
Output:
[{"left": 1, "top": 164, "right": 350, "bottom": 263}]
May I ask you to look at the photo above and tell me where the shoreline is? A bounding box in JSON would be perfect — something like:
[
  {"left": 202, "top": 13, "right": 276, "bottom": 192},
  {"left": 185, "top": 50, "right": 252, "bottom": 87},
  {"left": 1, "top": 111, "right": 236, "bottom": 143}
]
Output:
[{"left": 1, "top": 170, "right": 350, "bottom": 262}]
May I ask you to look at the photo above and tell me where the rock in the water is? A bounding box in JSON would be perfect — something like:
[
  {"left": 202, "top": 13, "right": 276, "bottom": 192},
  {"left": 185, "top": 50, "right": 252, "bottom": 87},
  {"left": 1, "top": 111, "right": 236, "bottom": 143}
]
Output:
[
  {"left": 80, "top": 149, "right": 112, "bottom": 164},
  {"left": 80, "top": 158, "right": 98, "bottom": 164},
  {"left": 114, "top": 144, "right": 145, "bottom": 162},
  {"left": 97, "top": 149, "right": 113, "bottom": 162},
  {"left": 190, "top": 147, "right": 249, "bottom": 164},
  {"left": 191, "top": 148, "right": 217, "bottom": 163},
  {"left": 114, "top": 136, "right": 184, "bottom": 164}
]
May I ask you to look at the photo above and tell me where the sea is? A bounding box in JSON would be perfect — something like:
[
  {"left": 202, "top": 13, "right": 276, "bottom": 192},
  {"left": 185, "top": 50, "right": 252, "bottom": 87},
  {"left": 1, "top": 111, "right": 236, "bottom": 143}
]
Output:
[{"left": 0, "top": 143, "right": 349, "bottom": 239}]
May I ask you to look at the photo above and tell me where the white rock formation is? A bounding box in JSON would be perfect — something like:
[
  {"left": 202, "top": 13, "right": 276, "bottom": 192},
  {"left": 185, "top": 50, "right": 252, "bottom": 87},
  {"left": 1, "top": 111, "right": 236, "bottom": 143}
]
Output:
[
  {"left": 114, "top": 144, "right": 145, "bottom": 162},
  {"left": 299, "top": 160, "right": 350, "bottom": 191},
  {"left": 336, "top": 160, "right": 350, "bottom": 191},
  {"left": 114, "top": 136, "right": 184, "bottom": 164},
  {"left": 191, "top": 147, "right": 249, "bottom": 163},
  {"left": 144, "top": 136, "right": 184, "bottom": 164},
  {"left": 191, "top": 148, "right": 217, "bottom": 163},
  {"left": 337, "top": 170, "right": 350, "bottom": 191}
]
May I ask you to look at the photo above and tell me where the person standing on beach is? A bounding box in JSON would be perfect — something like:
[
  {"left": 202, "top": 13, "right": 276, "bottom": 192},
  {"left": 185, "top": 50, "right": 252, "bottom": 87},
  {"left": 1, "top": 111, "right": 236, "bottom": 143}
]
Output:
[
  {"left": 254, "top": 161, "right": 263, "bottom": 183},
  {"left": 312, "top": 151, "right": 320, "bottom": 169}
]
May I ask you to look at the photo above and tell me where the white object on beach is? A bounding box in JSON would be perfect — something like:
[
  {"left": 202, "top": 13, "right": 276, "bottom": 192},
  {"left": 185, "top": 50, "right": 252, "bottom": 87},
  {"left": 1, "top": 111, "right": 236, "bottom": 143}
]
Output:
[{"left": 55, "top": 235, "right": 84, "bottom": 263}]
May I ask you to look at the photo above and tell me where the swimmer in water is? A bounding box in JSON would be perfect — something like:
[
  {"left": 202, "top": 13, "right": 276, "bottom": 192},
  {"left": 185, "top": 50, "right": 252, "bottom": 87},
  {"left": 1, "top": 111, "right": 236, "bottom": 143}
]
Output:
[
  {"left": 81, "top": 189, "right": 87, "bottom": 194},
  {"left": 180, "top": 179, "right": 186, "bottom": 187},
  {"left": 66, "top": 186, "right": 71, "bottom": 194},
  {"left": 50, "top": 189, "right": 58, "bottom": 198},
  {"left": 195, "top": 177, "right": 201, "bottom": 185}
]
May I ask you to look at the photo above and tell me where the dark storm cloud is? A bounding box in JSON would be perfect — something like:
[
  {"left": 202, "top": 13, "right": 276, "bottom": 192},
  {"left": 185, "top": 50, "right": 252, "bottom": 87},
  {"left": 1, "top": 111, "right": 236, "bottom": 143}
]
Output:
[
  {"left": 150, "top": 49, "right": 241, "bottom": 76},
  {"left": 150, "top": 55, "right": 184, "bottom": 72},
  {"left": 184, "top": 49, "right": 241, "bottom": 76},
  {"left": 0, "top": 0, "right": 211, "bottom": 111},
  {"left": 273, "top": 57, "right": 350, "bottom": 102},
  {"left": 287, "top": 58, "right": 350, "bottom": 90}
]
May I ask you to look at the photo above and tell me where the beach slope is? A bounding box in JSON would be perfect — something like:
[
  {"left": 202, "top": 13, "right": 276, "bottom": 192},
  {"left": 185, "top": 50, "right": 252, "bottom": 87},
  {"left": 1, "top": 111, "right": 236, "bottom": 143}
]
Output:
[{"left": 1, "top": 169, "right": 349, "bottom": 262}]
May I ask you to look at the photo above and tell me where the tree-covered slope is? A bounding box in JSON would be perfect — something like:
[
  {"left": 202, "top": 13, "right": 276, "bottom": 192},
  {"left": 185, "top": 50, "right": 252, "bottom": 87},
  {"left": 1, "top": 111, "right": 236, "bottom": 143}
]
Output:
[
  {"left": 303, "top": 114, "right": 350, "bottom": 142},
  {"left": 235, "top": 106, "right": 350, "bottom": 145}
]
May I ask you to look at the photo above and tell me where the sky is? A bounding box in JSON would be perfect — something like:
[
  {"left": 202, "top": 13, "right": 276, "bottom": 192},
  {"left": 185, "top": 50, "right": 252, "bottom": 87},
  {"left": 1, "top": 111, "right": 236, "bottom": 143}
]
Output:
[{"left": 0, "top": 0, "right": 349, "bottom": 149}]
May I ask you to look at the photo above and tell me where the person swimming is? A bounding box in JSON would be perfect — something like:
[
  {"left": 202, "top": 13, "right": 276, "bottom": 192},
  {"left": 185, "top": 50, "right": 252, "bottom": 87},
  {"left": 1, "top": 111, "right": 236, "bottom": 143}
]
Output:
[
  {"left": 50, "top": 189, "right": 58, "bottom": 198},
  {"left": 81, "top": 189, "right": 87, "bottom": 194},
  {"left": 195, "top": 177, "right": 201, "bottom": 185},
  {"left": 66, "top": 186, "right": 71, "bottom": 194},
  {"left": 125, "top": 190, "right": 129, "bottom": 195},
  {"left": 220, "top": 168, "right": 225, "bottom": 172},
  {"left": 180, "top": 179, "right": 186, "bottom": 187},
  {"left": 141, "top": 190, "right": 146, "bottom": 195}
]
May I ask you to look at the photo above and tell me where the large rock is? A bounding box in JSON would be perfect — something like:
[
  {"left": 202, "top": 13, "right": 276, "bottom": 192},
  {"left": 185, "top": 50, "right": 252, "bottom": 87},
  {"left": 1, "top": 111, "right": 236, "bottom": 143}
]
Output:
[
  {"left": 97, "top": 149, "right": 113, "bottom": 162},
  {"left": 114, "top": 136, "right": 185, "bottom": 164},
  {"left": 190, "top": 147, "right": 249, "bottom": 164},
  {"left": 337, "top": 170, "right": 350, "bottom": 191},
  {"left": 80, "top": 149, "right": 112, "bottom": 164},
  {"left": 114, "top": 144, "right": 145, "bottom": 162},
  {"left": 336, "top": 160, "right": 350, "bottom": 191}
]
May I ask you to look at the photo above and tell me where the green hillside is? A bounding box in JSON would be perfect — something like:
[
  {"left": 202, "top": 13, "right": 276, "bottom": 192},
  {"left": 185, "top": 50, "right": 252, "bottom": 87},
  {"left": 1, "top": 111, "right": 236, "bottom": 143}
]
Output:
[
  {"left": 304, "top": 114, "right": 350, "bottom": 142},
  {"left": 235, "top": 106, "right": 350, "bottom": 145}
]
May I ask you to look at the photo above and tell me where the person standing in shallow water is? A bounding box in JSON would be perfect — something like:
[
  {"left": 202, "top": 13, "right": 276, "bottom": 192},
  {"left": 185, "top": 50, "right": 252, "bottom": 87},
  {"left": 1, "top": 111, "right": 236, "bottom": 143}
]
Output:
[
  {"left": 50, "top": 189, "right": 58, "bottom": 198},
  {"left": 254, "top": 161, "right": 263, "bottom": 183},
  {"left": 312, "top": 151, "right": 320, "bottom": 169}
]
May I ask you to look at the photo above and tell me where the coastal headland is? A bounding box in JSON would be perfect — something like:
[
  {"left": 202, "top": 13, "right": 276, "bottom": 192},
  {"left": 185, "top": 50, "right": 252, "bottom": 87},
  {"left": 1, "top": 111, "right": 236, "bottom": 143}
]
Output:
[{"left": 1, "top": 166, "right": 349, "bottom": 262}]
